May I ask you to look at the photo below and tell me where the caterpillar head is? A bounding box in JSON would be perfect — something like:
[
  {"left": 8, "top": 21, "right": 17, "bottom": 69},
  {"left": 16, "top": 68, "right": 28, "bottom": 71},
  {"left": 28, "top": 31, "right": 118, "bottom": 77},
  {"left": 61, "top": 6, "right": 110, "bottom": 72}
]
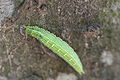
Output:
[
  {"left": 20, "top": 25, "right": 36, "bottom": 36},
  {"left": 20, "top": 25, "right": 26, "bottom": 36}
]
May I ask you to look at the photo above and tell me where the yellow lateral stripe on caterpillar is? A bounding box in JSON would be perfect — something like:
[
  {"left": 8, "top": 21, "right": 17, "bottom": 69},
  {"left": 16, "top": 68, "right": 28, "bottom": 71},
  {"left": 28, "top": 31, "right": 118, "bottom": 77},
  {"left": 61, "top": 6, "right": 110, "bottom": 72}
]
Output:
[
  {"left": 51, "top": 44, "right": 55, "bottom": 48},
  {"left": 64, "top": 54, "right": 67, "bottom": 56},
  {"left": 46, "top": 40, "right": 50, "bottom": 44},
  {"left": 57, "top": 49, "right": 61, "bottom": 52}
]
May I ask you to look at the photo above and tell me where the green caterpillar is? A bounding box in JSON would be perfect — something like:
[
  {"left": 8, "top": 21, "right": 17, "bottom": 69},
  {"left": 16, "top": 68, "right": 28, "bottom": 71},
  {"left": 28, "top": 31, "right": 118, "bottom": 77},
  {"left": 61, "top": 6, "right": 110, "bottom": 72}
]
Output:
[{"left": 24, "top": 25, "right": 84, "bottom": 74}]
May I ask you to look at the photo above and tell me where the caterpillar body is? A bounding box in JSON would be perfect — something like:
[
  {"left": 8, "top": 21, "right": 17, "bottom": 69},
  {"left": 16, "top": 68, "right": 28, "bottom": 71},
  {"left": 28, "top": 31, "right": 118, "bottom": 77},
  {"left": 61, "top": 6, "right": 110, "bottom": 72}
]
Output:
[{"left": 24, "top": 26, "right": 84, "bottom": 74}]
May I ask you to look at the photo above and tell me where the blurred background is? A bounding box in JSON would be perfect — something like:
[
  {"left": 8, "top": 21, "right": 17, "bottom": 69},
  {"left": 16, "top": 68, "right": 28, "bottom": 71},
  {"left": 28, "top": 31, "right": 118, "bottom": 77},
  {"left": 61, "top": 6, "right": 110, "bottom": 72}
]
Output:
[{"left": 0, "top": 0, "right": 120, "bottom": 80}]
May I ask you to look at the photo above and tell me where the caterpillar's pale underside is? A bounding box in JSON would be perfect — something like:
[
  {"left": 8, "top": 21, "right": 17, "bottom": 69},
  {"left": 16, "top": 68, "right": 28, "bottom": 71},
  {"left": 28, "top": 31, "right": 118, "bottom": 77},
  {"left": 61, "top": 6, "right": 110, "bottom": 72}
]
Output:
[{"left": 24, "top": 25, "right": 84, "bottom": 74}]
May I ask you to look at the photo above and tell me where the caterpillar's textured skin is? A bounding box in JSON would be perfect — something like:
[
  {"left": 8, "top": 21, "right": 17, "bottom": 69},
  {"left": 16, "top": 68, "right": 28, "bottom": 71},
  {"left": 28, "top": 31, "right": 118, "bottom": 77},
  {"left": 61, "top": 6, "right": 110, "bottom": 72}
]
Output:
[{"left": 25, "top": 26, "right": 84, "bottom": 74}]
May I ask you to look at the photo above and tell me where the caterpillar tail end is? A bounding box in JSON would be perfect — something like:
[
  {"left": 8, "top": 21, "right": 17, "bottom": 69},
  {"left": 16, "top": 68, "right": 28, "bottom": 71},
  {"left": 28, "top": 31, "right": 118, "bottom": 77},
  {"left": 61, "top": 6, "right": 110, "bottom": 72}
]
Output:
[{"left": 78, "top": 69, "right": 85, "bottom": 75}]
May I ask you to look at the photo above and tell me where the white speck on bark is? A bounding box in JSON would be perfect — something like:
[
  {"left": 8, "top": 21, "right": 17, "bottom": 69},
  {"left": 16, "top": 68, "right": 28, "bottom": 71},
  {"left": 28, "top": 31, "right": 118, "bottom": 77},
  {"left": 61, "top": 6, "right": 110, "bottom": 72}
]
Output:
[
  {"left": 100, "top": 51, "right": 114, "bottom": 66},
  {"left": 46, "top": 73, "right": 78, "bottom": 80},
  {"left": 56, "top": 73, "right": 78, "bottom": 80}
]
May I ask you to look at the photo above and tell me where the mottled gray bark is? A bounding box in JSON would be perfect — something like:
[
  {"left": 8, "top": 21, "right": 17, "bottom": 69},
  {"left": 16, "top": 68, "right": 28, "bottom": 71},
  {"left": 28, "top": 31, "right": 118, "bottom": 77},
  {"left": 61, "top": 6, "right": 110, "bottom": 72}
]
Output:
[{"left": 0, "top": 0, "right": 120, "bottom": 80}]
